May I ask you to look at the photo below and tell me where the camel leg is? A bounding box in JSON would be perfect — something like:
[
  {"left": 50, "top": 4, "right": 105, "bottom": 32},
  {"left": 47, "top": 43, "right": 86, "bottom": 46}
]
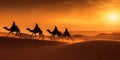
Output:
[
  {"left": 7, "top": 32, "right": 12, "bottom": 37},
  {"left": 30, "top": 33, "right": 34, "bottom": 39},
  {"left": 63, "top": 36, "right": 66, "bottom": 40},
  {"left": 62, "top": 35, "right": 65, "bottom": 40},
  {"left": 15, "top": 32, "right": 18, "bottom": 37},
  {"left": 57, "top": 35, "right": 60, "bottom": 40},
  {"left": 42, "top": 34, "right": 44, "bottom": 40},
  {"left": 35, "top": 34, "right": 37, "bottom": 39},
  {"left": 50, "top": 35, "right": 55, "bottom": 40},
  {"left": 20, "top": 32, "right": 22, "bottom": 38},
  {"left": 70, "top": 36, "right": 73, "bottom": 42},
  {"left": 62, "top": 36, "right": 64, "bottom": 39},
  {"left": 50, "top": 35, "right": 52, "bottom": 40},
  {"left": 67, "top": 36, "right": 70, "bottom": 40},
  {"left": 62, "top": 35, "right": 66, "bottom": 40},
  {"left": 15, "top": 32, "right": 21, "bottom": 38},
  {"left": 51, "top": 35, "right": 53, "bottom": 40},
  {"left": 65, "top": 36, "right": 67, "bottom": 40},
  {"left": 39, "top": 33, "right": 41, "bottom": 39},
  {"left": 60, "top": 36, "right": 64, "bottom": 40},
  {"left": 58, "top": 35, "right": 63, "bottom": 40},
  {"left": 11, "top": 32, "right": 14, "bottom": 36},
  {"left": 39, "top": 34, "right": 41, "bottom": 39},
  {"left": 70, "top": 36, "right": 73, "bottom": 40},
  {"left": 53, "top": 35, "right": 55, "bottom": 40},
  {"left": 68, "top": 35, "right": 73, "bottom": 42},
  {"left": 59, "top": 36, "right": 62, "bottom": 40},
  {"left": 39, "top": 33, "right": 44, "bottom": 40},
  {"left": 18, "top": 32, "right": 22, "bottom": 38},
  {"left": 68, "top": 34, "right": 73, "bottom": 40},
  {"left": 59, "top": 35, "right": 64, "bottom": 41}
]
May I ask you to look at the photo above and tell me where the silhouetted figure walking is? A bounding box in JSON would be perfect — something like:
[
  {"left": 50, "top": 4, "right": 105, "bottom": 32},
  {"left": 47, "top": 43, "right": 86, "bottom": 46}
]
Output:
[
  {"left": 3, "top": 21, "right": 21, "bottom": 37},
  {"left": 63, "top": 28, "right": 72, "bottom": 40},
  {"left": 26, "top": 23, "right": 44, "bottom": 39}
]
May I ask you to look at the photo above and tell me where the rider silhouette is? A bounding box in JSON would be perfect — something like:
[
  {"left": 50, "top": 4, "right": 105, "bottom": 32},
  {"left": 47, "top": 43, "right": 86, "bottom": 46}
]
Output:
[
  {"left": 53, "top": 26, "right": 59, "bottom": 34},
  {"left": 63, "top": 28, "right": 72, "bottom": 39},
  {"left": 33, "top": 23, "right": 41, "bottom": 32},
  {"left": 10, "top": 21, "right": 18, "bottom": 31},
  {"left": 64, "top": 28, "right": 69, "bottom": 34},
  {"left": 11, "top": 22, "right": 16, "bottom": 28}
]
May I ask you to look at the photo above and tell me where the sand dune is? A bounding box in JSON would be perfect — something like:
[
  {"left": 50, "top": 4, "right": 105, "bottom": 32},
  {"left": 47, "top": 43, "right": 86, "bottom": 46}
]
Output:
[
  {"left": 0, "top": 36, "right": 67, "bottom": 60},
  {"left": 0, "top": 36, "right": 120, "bottom": 60},
  {"left": 72, "top": 32, "right": 120, "bottom": 40},
  {"left": 46, "top": 41, "right": 120, "bottom": 60}
]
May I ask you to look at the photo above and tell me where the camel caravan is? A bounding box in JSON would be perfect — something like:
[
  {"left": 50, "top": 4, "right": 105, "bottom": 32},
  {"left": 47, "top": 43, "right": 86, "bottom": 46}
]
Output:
[{"left": 3, "top": 22, "right": 73, "bottom": 41}]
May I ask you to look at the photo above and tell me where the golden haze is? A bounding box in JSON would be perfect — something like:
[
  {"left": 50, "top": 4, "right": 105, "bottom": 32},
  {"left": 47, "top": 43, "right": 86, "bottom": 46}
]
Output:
[{"left": 0, "top": 0, "right": 120, "bottom": 34}]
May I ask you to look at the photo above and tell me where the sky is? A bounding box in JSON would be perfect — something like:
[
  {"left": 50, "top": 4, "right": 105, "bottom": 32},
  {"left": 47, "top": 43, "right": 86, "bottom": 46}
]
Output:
[{"left": 0, "top": 0, "right": 120, "bottom": 34}]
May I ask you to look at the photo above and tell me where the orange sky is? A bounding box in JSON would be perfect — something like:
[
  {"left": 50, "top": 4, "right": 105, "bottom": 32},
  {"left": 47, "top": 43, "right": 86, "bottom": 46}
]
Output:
[{"left": 0, "top": 0, "right": 120, "bottom": 34}]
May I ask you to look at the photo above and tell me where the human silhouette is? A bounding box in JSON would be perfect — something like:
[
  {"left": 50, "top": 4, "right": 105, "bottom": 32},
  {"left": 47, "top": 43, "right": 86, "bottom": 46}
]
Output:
[
  {"left": 53, "top": 26, "right": 59, "bottom": 34},
  {"left": 33, "top": 23, "right": 41, "bottom": 32},
  {"left": 12, "top": 22, "right": 16, "bottom": 27},
  {"left": 11, "top": 21, "right": 16, "bottom": 30}
]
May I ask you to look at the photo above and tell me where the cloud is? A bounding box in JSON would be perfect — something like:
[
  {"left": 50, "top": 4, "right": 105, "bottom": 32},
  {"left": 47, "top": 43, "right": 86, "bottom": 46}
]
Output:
[
  {"left": 0, "top": 0, "right": 116, "bottom": 14},
  {"left": 0, "top": 0, "right": 111, "bottom": 8}
]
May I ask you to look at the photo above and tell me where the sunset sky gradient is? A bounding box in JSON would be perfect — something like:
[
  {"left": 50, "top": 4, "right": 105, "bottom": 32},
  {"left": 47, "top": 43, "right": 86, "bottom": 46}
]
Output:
[{"left": 0, "top": 0, "right": 120, "bottom": 34}]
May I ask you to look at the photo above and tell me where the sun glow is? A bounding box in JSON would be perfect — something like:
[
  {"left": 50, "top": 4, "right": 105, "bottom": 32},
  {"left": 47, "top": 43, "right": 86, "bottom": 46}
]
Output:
[{"left": 107, "top": 13, "right": 119, "bottom": 22}]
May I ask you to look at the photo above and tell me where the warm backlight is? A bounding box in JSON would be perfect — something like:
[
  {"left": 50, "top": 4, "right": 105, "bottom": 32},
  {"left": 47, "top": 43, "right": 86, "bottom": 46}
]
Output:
[{"left": 107, "top": 13, "right": 119, "bottom": 22}]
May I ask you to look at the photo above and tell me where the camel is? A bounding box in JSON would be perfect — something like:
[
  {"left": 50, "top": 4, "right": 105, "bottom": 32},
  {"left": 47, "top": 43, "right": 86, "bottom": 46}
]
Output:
[
  {"left": 63, "top": 32, "right": 72, "bottom": 40},
  {"left": 26, "top": 28, "right": 44, "bottom": 39},
  {"left": 46, "top": 29, "right": 63, "bottom": 40},
  {"left": 62, "top": 28, "right": 73, "bottom": 42},
  {"left": 3, "top": 26, "right": 21, "bottom": 37}
]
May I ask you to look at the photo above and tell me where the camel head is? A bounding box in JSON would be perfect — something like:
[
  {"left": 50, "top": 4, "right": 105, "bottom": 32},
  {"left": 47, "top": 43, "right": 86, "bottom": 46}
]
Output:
[
  {"left": 3, "top": 26, "right": 10, "bottom": 31},
  {"left": 47, "top": 29, "right": 52, "bottom": 34},
  {"left": 26, "top": 28, "right": 33, "bottom": 32},
  {"left": 26, "top": 28, "right": 30, "bottom": 30},
  {"left": 46, "top": 29, "right": 50, "bottom": 32},
  {"left": 3, "top": 26, "right": 7, "bottom": 29}
]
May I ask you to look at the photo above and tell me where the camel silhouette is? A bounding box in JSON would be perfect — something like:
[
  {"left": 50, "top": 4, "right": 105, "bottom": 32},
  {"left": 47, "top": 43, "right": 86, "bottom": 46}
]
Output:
[
  {"left": 47, "top": 29, "right": 63, "bottom": 40},
  {"left": 3, "top": 26, "right": 21, "bottom": 37},
  {"left": 63, "top": 28, "right": 73, "bottom": 41},
  {"left": 26, "top": 24, "right": 44, "bottom": 39}
]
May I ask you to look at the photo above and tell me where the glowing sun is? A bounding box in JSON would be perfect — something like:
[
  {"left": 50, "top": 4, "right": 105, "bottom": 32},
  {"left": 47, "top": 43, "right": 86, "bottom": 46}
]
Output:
[{"left": 107, "top": 13, "right": 119, "bottom": 22}]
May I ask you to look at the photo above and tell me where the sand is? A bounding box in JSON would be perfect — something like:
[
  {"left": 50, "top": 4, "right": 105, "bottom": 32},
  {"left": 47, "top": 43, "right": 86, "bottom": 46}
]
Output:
[
  {"left": 47, "top": 40, "right": 120, "bottom": 60},
  {"left": 0, "top": 36, "right": 120, "bottom": 60}
]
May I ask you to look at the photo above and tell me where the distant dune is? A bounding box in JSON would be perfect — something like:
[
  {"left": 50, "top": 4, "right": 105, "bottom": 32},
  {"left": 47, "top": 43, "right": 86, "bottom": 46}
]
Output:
[
  {"left": 70, "top": 31, "right": 114, "bottom": 36},
  {"left": 72, "top": 32, "right": 120, "bottom": 40},
  {"left": 1, "top": 31, "right": 120, "bottom": 41}
]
